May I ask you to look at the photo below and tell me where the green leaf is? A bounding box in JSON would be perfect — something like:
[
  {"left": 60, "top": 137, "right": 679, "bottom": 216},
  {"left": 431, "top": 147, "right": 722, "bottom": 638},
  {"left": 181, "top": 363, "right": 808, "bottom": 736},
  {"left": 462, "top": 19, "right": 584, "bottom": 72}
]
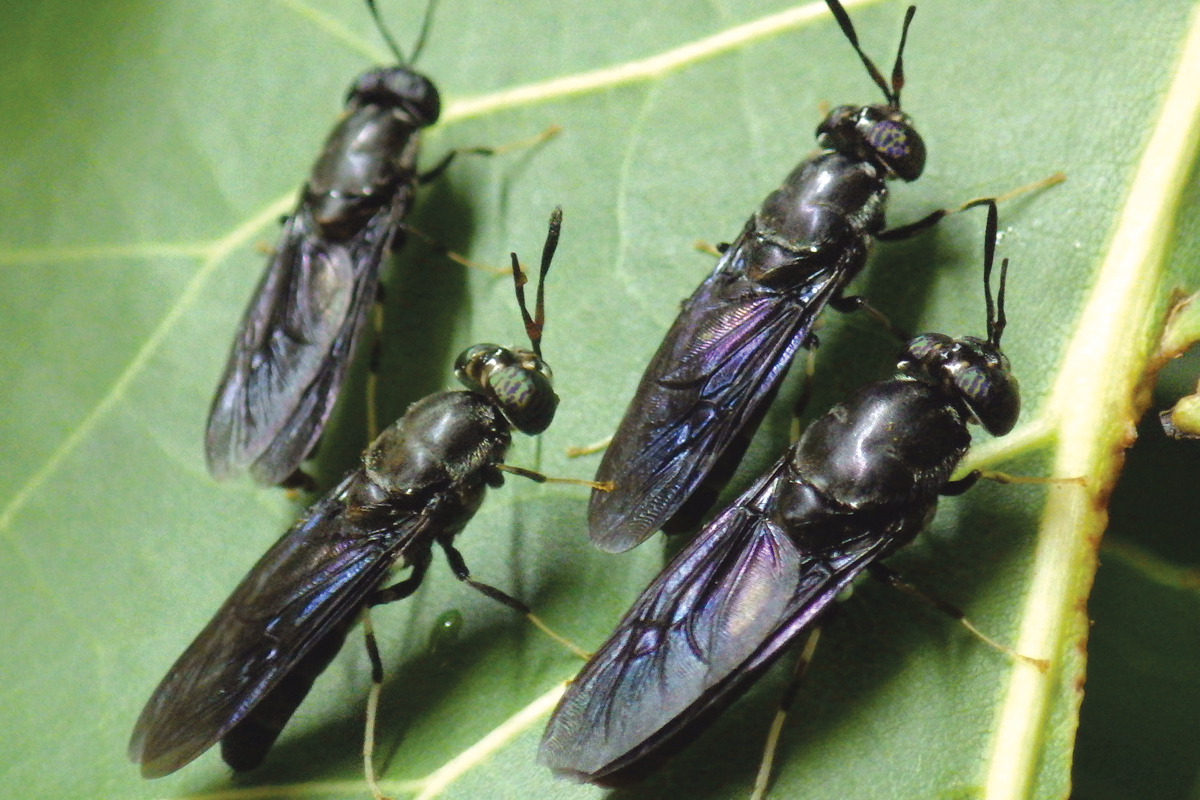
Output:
[{"left": 3, "top": 1, "right": 1200, "bottom": 799}]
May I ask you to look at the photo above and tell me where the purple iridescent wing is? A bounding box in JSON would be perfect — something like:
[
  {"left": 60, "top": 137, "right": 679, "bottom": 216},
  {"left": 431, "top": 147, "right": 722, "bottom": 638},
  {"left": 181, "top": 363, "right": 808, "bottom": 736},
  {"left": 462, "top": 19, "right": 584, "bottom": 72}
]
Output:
[
  {"left": 205, "top": 198, "right": 403, "bottom": 486},
  {"left": 128, "top": 473, "right": 428, "bottom": 778},
  {"left": 588, "top": 233, "right": 844, "bottom": 552},
  {"left": 543, "top": 456, "right": 898, "bottom": 783}
]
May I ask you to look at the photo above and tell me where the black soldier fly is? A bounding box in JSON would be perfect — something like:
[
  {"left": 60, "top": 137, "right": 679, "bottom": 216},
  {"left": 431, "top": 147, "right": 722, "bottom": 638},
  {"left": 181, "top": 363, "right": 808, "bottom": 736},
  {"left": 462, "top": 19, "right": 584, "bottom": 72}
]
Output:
[
  {"left": 542, "top": 201, "right": 1035, "bottom": 787},
  {"left": 206, "top": 0, "right": 462, "bottom": 487},
  {"left": 589, "top": 0, "right": 944, "bottom": 551},
  {"left": 131, "top": 209, "right": 570, "bottom": 780}
]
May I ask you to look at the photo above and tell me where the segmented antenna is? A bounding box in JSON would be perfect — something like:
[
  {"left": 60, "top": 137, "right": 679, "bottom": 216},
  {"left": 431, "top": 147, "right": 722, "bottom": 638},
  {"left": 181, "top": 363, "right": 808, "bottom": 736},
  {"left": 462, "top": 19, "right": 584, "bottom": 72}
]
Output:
[
  {"left": 365, "top": 0, "right": 439, "bottom": 65},
  {"left": 981, "top": 200, "right": 1008, "bottom": 347},
  {"left": 825, "top": 0, "right": 917, "bottom": 109},
  {"left": 511, "top": 206, "right": 562, "bottom": 358}
]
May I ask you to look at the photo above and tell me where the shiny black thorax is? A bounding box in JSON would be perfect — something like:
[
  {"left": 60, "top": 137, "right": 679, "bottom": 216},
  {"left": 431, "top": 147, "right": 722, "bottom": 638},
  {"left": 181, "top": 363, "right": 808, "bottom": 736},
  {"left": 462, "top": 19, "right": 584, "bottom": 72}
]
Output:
[
  {"left": 346, "top": 390, "right": 512, "bottom": 526},
  {"left": 744, "top": 151, "right": 887, "bottom": 288},
  {"left": 304, "top": 66, "right": 439, "bottom": 242},
  {"left": 776, "top": 378, "right": 971, "bottom": 552}
]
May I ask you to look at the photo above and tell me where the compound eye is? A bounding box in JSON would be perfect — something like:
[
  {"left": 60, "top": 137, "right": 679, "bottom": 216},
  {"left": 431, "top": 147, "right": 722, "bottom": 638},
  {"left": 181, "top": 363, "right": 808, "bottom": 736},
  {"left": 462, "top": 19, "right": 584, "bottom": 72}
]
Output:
[
  {"left": 902, "top": 335, "right": 1020, "bottom": 436},
  {"left": 348, "top": 67, "right": 441, "bottom": 125},
  {"left": 867, "top": 119, "right": 925, "bottom": 180},
  {"left": 959, "top": 363, "right": 1019, "bottom": 436},
  {"left": 945, "top": 343, "right": 1020, "bottom": 436},
  {"left": 816, "top": 105, "right": 925, "bottom": 181},
  {"left": 490, "top": 363, "right": 558, "bottom": 435}
]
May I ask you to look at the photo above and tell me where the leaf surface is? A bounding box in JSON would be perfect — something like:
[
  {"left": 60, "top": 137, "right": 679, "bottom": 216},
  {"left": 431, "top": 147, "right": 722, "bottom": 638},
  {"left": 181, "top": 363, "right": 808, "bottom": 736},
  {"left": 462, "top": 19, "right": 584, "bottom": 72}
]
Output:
[{"left": 3, "top": 1, "right": 1200, "bottom": 798}]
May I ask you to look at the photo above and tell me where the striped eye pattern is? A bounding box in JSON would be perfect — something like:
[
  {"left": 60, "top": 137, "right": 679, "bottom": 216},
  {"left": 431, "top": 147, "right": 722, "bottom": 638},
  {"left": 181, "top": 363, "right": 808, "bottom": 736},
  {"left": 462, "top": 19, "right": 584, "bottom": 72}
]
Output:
[
  {"left": 900, "top": 334, "right": 1019, "bottom": 437},
  {"left": 454, "top": 344, "right": 559, "bottom": 436},
  {"left": 868, "top": 119, "right": 913, "bottom": 162},
  {"left": 489, "top": 363, "right": 558, "bottom": 435}
]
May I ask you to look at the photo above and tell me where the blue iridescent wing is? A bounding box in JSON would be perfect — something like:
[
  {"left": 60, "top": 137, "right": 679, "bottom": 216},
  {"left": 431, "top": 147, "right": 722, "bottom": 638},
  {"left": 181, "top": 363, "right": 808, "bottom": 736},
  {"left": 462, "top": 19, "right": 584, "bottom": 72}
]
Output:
[
  {"left": 128, "top": 473, "right": 428, "bottom": 777},
  {"left": 205, "top": 198, "right": 403, "bottom": 485},
  {"left": 587, "top": 232, "right": 844, "bottom": 552},
  {"left": 545, "top": 455, "right": 898, "bottom": 782}
]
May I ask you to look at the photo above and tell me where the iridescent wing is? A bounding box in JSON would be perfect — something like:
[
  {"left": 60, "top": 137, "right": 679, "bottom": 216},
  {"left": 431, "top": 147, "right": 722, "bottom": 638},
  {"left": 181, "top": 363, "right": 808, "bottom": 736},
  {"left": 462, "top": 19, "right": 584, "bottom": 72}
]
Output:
[
  {"left": 588, "top": 230, "right": 844, "bottom": 552},
  {"left": 128, "top": 474, "right": 428, "bottom": 777},
  {"left": 205, "top": 197, "right": 404, "bottom": 485},
  {"left": 545, "top": 456, "right": 902, "bottom": 782}
]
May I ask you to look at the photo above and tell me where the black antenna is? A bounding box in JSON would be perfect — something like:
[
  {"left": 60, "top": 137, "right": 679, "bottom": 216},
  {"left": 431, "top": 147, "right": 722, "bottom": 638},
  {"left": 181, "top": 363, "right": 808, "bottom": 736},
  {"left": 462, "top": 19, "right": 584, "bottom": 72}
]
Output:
[
  {"left": 981, "top": 200, "right": 1008, "bottom": 348},
  {"left": 365, "top": 0, "right": 439, "bottom": 65},
  {"left": 992, "top": 259, "right": 1009, "bottom": 347},
  {"left": 365, "top": 0, "right": 407, "bottom": 63},
  {"left": 889, "top": 7, "right": 917, "bottom": 108},
  {"left": 511, "top": 207, "right": 562, "bottom": 358},
  {"left": 408, "top": 0, "right": 439, "bottom": 64},
  {"left": 826, "top": 1, "right": 916, "bottom": 108}
]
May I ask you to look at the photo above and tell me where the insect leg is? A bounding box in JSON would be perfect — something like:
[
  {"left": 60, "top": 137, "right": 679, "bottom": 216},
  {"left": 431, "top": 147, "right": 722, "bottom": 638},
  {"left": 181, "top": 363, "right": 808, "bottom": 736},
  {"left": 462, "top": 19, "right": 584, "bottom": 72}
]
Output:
[
  {"left": 401, "top": 224, "right": 508, "bottom": 275},
  {"left": 828, "top": 293, "right": 910, "bottom": 342},
  {"left": 496, "top": 463, "right": 614, "bottom": 491},
  {"left": 867, "top": 563, "right": 1049, "bottom": 670},
  {"left": 371, "top": 547, "right": 433, "bottom": 605},
  {"left": 357, "top": 548, "right": 436, "bottom": 799},
  {"left": 939, "top": 469, "right": 982, "bottom": 497},
  {"left": 942, "top": 469, "right": 1086, "bottom": 497},
  {"left": 975, "top": 470, "right": 1087, "bottom": 488},
  {"left": 566, "top": 435, "right": 613, "bottom": 458},
  {"left": 414, "top": 149, "right": 457, "bottom": 185},
  {"left": 875, "top": 209, "right": 950, "bottom": 241},
  {"left": 437, "top": 538, "right": 589, "bottom": 660},
  {"left": 409, "top": 127, "right": 561, "bottom": 273},
  {"left": 750, "top": 627, "right": 822, "bottom": 800},
  {"left": 280, "top": 469, "right": 319, "bottom": 493},
  {"left": 691, "top": 239, "right": 731, "bottom": 257},
  {"left": 418, "top": 125, "right": 561, "bottom": 184},
  {"left": 877, "top": 172, "right": 1065, "bottom": 241},
  {"left": 360, "top": 610, "right": 393, "bottom": 800}
]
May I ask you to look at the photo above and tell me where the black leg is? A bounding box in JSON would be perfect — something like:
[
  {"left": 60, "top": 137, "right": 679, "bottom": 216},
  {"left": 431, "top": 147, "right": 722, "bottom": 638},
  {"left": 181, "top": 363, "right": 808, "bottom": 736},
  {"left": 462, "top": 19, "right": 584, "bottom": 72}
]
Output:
[
  {"left": 828, "top": 293, "right": 910, "bottom": 341},
  {"left": 437, "top": 538, "right": 589, "bottom": 659},
  {"left": 940, "top": 470, "right": 981, "bottom": 496},
  {"left": 878, "top": 173, "right": 1064, "bottom": 241},
  {"left": 370, "top": 548, "right": 432, "bottom": 605}
]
